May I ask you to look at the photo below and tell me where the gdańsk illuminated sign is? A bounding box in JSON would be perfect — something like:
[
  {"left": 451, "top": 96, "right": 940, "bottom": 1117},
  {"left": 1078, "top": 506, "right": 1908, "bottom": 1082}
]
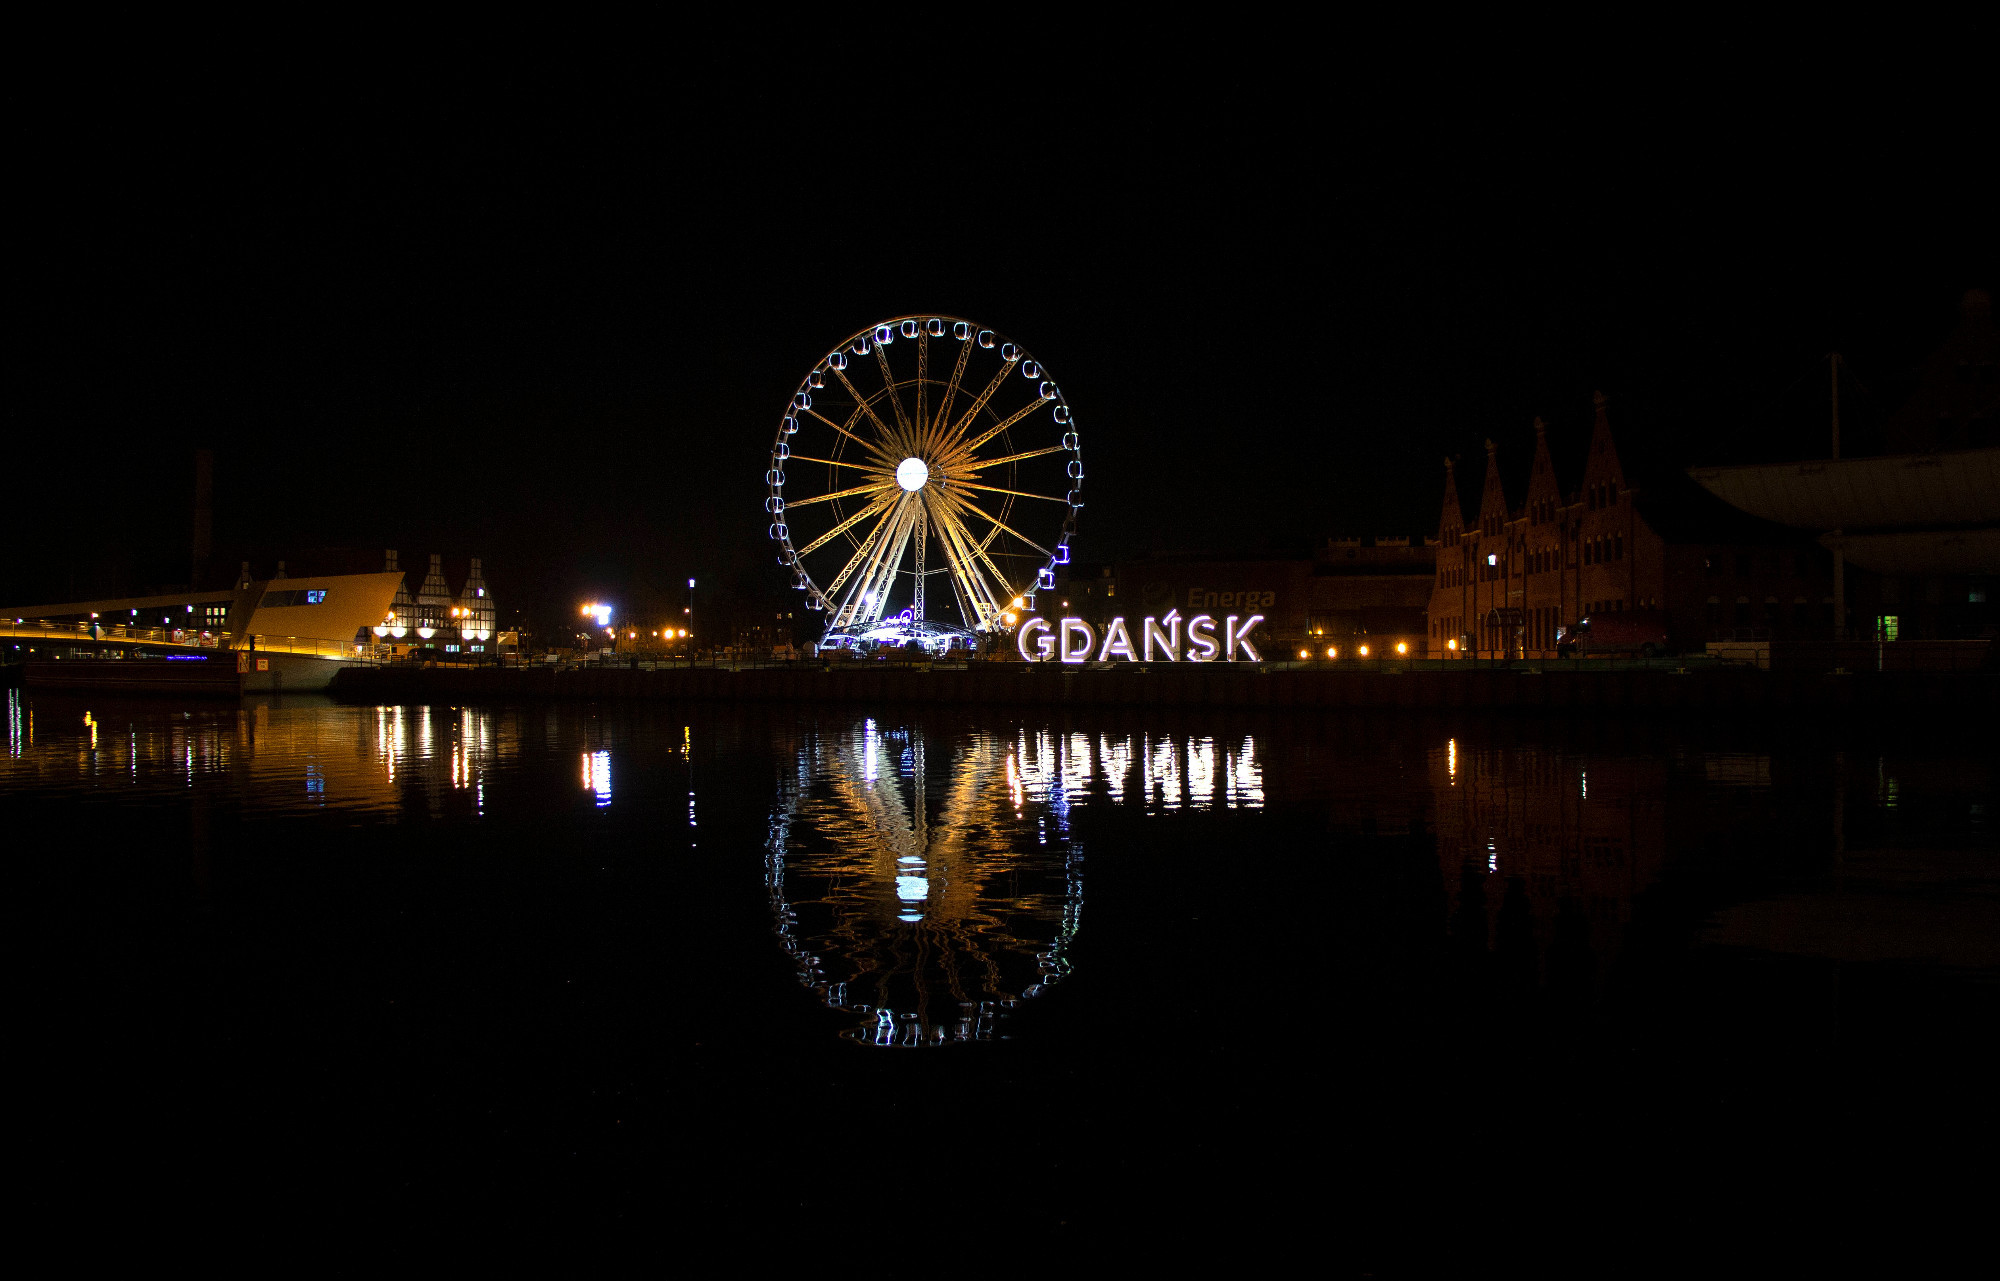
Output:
[{"left": 1016, "top": 610, "right": 1265, "bottom": 663}]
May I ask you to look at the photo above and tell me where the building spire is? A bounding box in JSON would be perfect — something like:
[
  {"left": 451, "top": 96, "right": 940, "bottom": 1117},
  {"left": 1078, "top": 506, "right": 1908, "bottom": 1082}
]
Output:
[{"left": 1438, "top": 455, "right": 1465, "bottom": 536}]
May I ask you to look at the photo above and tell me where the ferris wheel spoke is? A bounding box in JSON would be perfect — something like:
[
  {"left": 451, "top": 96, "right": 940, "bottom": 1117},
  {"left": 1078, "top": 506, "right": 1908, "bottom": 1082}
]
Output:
[
  {"left": 937, "top": 361, "right": 1016, "bottom": 454},
  {"left": 921, "top": 490, "right": 990, "bottom": 618},
  {"left": 946, "top": 480, "right": 1071, "bottom": 505},
  {"left": 946, "top": 398, "right": 1051, "bottom": 463},
  {"left": 953, "top": 444, "right": 1068, "bottom": 471},
  {"left": 915, "top": 334, "right": 929, "bottom": 456},
  {"left": 787, "top": 454, "right": 881, "bottom": 473},
  {"left": 844, "top": 497, "right": 919, "bottom": 626},
  {"left": 932, "top": 488, "right": 1028, "bottom": 588},
  {"left": 928, "top": 497, "right": 1006, "bottom": 624},
  {"left": 936, "top": 489, "right": 1054, "bottom": 559},
  {"left": 829, "top": 366, "right": 903, "bottom": 453},
  {"left": 871, "top": 345, "right": 916, "bottom": 444},
  {"left": 823, "top": 496, "right": 906, "bottom": 601},
  {"left": 958, "top": 532, "right": 1020, "bottom": 617},
  {"left": 928, "top": 336, "right": 975, "bottom": 456},
  {"left": 786, "top": 480, "right": 895, "bottom": 509},
  {"left": 794, "top": 492, "right": 895, "bottom": 558},
  {"left": 805, "top": 406, "right": 898, "bottom": 465}
]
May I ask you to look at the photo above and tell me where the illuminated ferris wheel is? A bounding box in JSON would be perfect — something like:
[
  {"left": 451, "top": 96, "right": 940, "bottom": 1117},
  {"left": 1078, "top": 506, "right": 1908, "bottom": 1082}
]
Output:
[{"left": 766, "top": 316, "right": 1082, "bottom": 654}]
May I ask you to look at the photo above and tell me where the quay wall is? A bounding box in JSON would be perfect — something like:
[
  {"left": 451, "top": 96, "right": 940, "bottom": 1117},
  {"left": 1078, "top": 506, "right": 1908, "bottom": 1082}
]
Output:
[{"left": 330, "top": 663, "right": 1998, "bottom": 715}]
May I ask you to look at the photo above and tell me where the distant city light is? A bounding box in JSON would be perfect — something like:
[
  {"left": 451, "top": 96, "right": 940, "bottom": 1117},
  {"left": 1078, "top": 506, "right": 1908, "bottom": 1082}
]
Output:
[
  {"left": 1359, "top": 644, "right": 1370, "bottom": 657},
  {"left": 1396, "top": 641, "right": 1408, "bottom": 654},
  {"left": 1326, "top": 646, "right": 1337, "bottom": 658}
]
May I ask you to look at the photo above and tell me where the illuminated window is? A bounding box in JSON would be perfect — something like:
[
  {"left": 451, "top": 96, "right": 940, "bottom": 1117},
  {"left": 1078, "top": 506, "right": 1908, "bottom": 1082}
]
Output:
[{"left": 1875, "top": 615, "right": 1899, "bottom": 642}]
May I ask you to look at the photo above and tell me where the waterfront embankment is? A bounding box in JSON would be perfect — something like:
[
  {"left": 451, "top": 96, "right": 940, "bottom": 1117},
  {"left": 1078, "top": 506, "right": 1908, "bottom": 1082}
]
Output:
[{"left": 330, "top": 661, "right": 1998, "bottom": 715}]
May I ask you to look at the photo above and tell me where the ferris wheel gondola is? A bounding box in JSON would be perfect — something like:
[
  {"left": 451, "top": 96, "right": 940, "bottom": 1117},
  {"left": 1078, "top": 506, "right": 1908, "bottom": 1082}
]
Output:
[{"left": 766, "top": 316, "right": 1081, "bottom": 654}]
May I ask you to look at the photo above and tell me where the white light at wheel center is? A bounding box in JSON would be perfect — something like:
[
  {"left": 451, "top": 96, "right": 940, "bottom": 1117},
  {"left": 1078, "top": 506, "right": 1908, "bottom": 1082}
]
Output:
[{"left": 896, "top": 457, "right": 929, "bottom": 491}]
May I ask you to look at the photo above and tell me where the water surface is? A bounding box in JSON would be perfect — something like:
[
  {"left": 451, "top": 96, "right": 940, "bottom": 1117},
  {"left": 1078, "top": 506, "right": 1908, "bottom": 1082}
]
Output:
[{"left": 8, "top": 687, "right": 1993, "bottom": 1264}]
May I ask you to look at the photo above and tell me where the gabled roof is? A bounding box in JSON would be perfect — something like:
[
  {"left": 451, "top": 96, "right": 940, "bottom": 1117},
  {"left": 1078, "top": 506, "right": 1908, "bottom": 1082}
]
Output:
[{"left": 1437, "top": 458, "right": 1470, "bottom": 531}]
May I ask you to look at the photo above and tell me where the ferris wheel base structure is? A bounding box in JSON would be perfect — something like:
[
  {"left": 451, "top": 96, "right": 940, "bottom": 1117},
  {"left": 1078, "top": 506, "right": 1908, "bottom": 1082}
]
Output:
[{"left": 817, "top": 617, "right": 979, "bottom": 657}]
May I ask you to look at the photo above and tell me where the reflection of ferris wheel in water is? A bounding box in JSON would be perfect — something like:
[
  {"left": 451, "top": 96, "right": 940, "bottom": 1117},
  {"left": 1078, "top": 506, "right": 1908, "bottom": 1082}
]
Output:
[
  {"left": 766, "top": 720, "right": 1085, "bottom": 1047},
  {"left": 767, "top": 316, "right": 1082, "bottom": 654}
]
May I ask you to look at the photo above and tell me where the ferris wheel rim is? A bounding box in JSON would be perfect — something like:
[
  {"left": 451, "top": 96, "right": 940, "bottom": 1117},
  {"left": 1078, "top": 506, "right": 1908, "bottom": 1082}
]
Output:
[{"left": 765, "top": 315, "right": 1082, "bottom": 652}]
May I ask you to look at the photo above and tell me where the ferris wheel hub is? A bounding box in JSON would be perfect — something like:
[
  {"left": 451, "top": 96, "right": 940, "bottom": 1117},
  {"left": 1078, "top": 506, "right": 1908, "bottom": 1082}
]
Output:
[{"left": 895, "top": 457, "right": 929, "bottom": 492}]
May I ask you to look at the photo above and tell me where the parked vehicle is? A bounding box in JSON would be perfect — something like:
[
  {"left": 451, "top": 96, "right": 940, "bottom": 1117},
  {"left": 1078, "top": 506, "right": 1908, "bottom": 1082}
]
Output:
[{"left": 1557, "top": 610, "right": 1671, "bottom": 658}]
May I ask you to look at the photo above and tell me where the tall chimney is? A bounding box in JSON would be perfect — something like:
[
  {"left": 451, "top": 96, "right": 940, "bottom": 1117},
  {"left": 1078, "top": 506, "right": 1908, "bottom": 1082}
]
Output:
[{"left": 191, "top": 449, "right": 214, "bottom": 590}]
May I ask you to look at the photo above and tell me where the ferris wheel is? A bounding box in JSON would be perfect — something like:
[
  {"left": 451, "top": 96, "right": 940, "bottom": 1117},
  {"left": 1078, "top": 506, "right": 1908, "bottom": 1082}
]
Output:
[{"left": 766, "top": 316, "right": 1081, "bottom": 654}]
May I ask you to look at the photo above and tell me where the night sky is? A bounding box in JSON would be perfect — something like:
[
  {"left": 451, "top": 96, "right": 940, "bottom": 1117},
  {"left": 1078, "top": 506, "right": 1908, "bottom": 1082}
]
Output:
[{"left": 12, "top": 36, "right": 1992, "bottom": 633}]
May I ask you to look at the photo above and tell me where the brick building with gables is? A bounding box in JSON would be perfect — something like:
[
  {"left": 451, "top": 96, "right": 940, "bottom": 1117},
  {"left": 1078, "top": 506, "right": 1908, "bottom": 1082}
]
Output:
[{"left": 1429, "top": 394, "right": 1834, "bottom": 659}]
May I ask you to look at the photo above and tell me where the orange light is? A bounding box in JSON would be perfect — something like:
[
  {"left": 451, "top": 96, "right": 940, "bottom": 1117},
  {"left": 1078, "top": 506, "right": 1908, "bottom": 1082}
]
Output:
[
  {"left": 1326, "top": 646, "right": 1336, "bottom": 658},
  {"left": 1396, "top": 642, "right": 1407, "bottom": 655},
  {"left": 1298, "top": 649, "right": 1310, "bottom": 659},
  {"left": 1359, "top": 644, "right": 1370, "bottom": 657},
  {"left": 1447, "top": 638, "right": 1458, "bottom": 651}
]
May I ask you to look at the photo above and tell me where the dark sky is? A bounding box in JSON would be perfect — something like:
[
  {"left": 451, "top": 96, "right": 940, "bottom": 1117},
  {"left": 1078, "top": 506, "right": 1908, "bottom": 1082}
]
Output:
[{"left": 11, "top": 34, "right": 1992, "bottom": 631}]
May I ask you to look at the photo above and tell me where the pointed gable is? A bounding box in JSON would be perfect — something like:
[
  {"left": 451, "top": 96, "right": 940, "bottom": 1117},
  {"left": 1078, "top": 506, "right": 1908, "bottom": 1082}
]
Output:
[
  {"left": 1477, "top": 438, "right": 1510, "bottom": 534},
  {"left": 1582, "top": 391, "right": 1629, "bottom": 505},
  {"left": 1437, "top": 458, "right": 1467, "bottom": 540},
  {"left": 1526, "top": 417, "right": 1560, "bottom": 511}
]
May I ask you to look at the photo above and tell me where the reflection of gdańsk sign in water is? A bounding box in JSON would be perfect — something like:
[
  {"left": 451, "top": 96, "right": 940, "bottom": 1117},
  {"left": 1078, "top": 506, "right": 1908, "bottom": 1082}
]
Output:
[
  {"left": 1015, "top": 610, "right": 1266, "bottom": 663},
  {"left": 766, "top": 720, "right": 1084, "bottom": 1047}
]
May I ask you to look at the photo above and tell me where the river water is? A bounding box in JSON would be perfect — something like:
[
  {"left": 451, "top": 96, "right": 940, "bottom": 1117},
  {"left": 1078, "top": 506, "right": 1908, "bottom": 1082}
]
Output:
[{"left": 7, "top": 688, "right": 1994, "bottom": 1265}]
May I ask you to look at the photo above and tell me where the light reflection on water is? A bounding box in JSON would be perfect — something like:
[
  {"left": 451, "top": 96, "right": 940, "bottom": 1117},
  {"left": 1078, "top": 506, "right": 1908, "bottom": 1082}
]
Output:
[
  {"left": 5, "top": 690, "right": 1987, "bottom": 1046},
  {"left": 767, "top": 721, "right": 1086, "bottom": 1047},
  {"left": 764, "top": 723, "right": 1270, "bottom": 1046},
  {"left": 0, "top": 693, "right": 511, "bottom": 819}
]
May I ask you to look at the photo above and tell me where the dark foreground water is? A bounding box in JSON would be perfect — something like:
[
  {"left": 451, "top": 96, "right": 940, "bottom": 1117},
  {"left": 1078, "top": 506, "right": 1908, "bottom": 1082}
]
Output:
[{"left": 7, "top": 688, "right": 1995, "bottom": 1267}]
